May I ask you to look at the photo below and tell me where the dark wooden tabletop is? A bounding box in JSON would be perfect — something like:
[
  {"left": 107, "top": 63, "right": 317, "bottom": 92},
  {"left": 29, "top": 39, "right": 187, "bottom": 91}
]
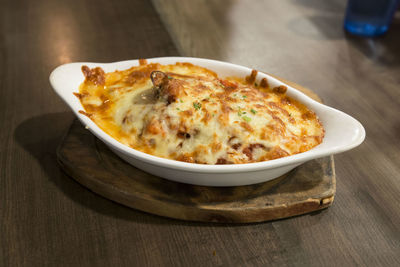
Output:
[{"left": 1, "top": 0, "right": 400, "bottom": 266}]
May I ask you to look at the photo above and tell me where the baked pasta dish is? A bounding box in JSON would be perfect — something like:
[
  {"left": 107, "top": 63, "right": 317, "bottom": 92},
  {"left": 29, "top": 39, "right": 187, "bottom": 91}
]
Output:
[{"left": 76, "top": 60, "right": 324, "bottom": 164}]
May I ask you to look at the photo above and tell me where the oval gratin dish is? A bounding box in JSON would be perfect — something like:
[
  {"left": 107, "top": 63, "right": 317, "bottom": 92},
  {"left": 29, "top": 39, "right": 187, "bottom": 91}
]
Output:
[{"left": 50, "top": 57, "right": 365, "bottom": 186}]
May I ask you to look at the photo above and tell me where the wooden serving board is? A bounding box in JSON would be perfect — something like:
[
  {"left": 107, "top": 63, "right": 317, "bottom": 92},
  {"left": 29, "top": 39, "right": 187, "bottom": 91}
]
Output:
[{"left": 57, "top": 79, "right": 335, "bottom": 223}]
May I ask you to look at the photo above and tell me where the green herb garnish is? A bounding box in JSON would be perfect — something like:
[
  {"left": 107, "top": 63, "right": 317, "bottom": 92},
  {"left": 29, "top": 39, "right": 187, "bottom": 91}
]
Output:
[
  {"left": 242, "top": 95, "right": 247, "bottom": 99},
  {"left": 168, "top": 76, "right": 173, "bottom": 80},
  {"left": 237, "top": 107, "right": 242, "bottom": 116},
  {"left": 176, "top": 108, "right": 180, "bottom": 111},
  {"left": 251, "top": 109, "right": 257, "bottom": 114},
  {"left": 242, "top": 116, "right": 251, "bottom": 122},
  {"left": 193, "top": 102, "right": 202, "bottom": 110},
  {"left": 179, "top": 99, "right": 184, "bottom": 103}
]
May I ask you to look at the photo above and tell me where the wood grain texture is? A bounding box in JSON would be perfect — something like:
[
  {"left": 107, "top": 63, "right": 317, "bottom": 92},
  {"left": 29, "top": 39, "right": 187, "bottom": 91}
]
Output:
[
  {"left": 153, "top": 0, "right": 400, "bottom": 265},
  {"left": 2, "top": 0, "right": 400, "bottom": 266},
  {"left": 57, "top": 82, "right": 335, "bottom": 223}
]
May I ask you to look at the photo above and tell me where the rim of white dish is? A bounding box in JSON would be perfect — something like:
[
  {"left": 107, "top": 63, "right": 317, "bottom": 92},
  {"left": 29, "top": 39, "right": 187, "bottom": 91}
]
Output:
[{"left": 50, "top": 57, "right": 366, "bottom": 173}]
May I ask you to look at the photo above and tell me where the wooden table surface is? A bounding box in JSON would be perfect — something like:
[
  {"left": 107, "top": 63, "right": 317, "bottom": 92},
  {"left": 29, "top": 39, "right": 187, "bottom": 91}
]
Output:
[{"left": 1, "top": 0, "right": 399, "bottom": 266}]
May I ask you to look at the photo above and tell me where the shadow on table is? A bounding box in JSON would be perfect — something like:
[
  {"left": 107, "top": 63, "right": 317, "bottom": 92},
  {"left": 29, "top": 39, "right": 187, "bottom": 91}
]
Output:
[
  {"left": 14, "top": 112, "right": 327, "bottom": 227},
  {"left": 13, "top": 112, "right": 179, "bottom": 224}
]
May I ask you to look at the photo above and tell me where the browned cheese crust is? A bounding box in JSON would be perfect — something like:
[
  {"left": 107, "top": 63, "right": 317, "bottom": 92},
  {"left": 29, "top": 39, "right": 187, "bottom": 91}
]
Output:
[{"left": 77, "top": 60, "right": 324, "bottom": 164}]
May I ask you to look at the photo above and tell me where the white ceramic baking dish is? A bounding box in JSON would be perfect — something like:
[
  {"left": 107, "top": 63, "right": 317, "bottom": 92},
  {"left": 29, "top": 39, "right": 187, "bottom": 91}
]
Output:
[{"left": 50, "top": 57, "right": 365, "bottom": 186}]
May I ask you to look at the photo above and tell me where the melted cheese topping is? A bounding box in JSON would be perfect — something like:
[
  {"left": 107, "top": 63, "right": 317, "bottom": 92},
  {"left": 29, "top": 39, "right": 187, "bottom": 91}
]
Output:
[{"left": 77, "top": 60, "right": 324, "bottom": 164}]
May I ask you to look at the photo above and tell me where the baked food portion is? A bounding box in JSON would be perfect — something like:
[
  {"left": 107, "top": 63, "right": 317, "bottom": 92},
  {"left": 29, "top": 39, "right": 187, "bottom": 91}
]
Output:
[{"left": 76, "top": 60, "right": 324, "bottom": 164}]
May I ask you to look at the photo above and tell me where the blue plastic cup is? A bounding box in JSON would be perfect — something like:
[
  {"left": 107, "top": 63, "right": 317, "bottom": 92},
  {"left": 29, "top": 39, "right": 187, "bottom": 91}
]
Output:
[{"left": 344, "top": 0, "right": 399, "bottom": 37}]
